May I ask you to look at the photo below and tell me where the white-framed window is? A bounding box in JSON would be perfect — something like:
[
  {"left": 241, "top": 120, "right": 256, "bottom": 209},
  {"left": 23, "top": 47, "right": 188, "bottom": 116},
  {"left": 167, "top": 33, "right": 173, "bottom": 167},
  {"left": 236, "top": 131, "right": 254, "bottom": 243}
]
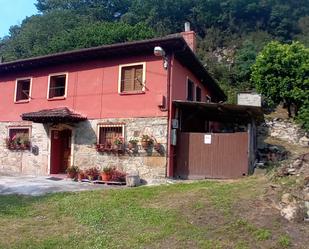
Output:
[
  {"left": 118, "top": 62, "right": 146, "bottom": 93},
  {"left": 14, "top": 78, "right": 32, "bottom": 102},
  {"left": 97, "top": 123, "right": 125, "bottom": 145},
  {"left": 186, "top": 78, "right": 194, "bottom": 101},
  {"left": 47, "top": 73, "right": 68, "bottom": 99},
  {"left": 195, "top": 86, "right": 202, "bottom": 102},
  {"left": 6, "top": 126, "right": 31, "bottom": 150}
]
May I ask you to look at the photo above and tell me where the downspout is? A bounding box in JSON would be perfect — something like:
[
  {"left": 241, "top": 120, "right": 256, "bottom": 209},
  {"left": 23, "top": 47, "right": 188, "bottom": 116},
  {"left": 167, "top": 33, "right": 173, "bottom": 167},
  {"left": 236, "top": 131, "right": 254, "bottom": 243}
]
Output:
[{"left": 166, "top": 53, "right": 174, "bottom": 178}]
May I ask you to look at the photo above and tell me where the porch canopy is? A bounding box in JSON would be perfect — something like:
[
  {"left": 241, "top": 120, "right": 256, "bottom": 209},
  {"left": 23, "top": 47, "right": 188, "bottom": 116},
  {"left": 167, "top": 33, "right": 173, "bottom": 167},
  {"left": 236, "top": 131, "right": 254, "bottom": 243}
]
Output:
[
  {"left": 173, "top": 100, "right": 263, "bottom": 132},
  {"left": 21, "top": 107, "right": 87, "bottom": 123}
]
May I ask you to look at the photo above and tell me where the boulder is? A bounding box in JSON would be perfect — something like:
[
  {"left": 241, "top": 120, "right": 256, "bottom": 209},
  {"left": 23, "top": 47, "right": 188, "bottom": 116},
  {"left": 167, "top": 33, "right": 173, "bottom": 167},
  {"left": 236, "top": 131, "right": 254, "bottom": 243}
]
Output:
[
  {"left": 299, "top": 136, "right": 309, "bottom": 147},
  {"left": 126, "top": 170, "right": 141, "bottom": 187},
  {"left": 280, "top": 202, "right": 306, "bottom": 222}
]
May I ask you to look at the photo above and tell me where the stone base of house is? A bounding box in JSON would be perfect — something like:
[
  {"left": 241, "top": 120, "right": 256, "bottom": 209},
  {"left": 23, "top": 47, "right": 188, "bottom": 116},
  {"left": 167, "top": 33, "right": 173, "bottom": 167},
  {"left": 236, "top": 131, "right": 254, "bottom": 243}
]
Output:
[
  {"left": 0, "top": 117, "right": 168, "bottom": 181},
  {"left": 0, "top": 121, "right": 49, "bottom": 176}
]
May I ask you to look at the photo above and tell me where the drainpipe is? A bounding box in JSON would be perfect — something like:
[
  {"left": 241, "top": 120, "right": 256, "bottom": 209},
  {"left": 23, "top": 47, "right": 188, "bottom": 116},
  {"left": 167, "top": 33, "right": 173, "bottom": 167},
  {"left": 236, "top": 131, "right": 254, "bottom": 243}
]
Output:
[{"left": 166, "top": 54, "right": 174, "bottom": 178}]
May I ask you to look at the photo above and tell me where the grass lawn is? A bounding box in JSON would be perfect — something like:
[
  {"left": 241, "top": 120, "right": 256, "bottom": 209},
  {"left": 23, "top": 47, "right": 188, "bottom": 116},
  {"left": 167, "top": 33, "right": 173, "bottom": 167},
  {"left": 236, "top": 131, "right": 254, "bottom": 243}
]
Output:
[{"left": 0, "top": 176, "right": 308, "bottom": 249}]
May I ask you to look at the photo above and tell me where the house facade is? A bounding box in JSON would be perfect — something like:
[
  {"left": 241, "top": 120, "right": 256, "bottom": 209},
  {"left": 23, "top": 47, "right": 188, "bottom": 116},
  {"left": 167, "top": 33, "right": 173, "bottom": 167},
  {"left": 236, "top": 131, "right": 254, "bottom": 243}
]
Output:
[{"left": 0, "top": 30, "right": 226, "bottom": 180}]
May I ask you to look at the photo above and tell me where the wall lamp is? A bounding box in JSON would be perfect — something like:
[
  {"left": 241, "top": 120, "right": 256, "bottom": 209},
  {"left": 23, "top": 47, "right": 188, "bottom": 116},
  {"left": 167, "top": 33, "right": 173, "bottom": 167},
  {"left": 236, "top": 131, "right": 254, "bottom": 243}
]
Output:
[{"left": 154, "top": 46, "right": 168, "bottom": 70}]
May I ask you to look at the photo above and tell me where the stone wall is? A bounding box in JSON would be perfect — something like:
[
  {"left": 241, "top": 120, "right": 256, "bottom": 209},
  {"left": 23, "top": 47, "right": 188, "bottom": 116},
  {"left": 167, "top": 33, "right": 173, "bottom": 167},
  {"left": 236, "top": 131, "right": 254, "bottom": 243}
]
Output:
[
  {"left": 73, "top": 117, "right": 168, "bottom": 181},
  {"left": 0, "top": 117, "right": 168, "bottom": 180},
  {"left": 0, "top": 122, "right": 49, "bottom": 175},
  {"left": 258, "top": 118, "right": 308, "bottom": 147}
]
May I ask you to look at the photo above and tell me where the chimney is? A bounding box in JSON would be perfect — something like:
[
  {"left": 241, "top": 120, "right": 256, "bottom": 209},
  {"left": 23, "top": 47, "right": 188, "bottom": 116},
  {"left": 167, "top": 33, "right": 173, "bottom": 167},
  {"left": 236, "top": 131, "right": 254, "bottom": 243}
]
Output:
[{"left": 181, "top": 22, "right": 197, "bottom": 53}]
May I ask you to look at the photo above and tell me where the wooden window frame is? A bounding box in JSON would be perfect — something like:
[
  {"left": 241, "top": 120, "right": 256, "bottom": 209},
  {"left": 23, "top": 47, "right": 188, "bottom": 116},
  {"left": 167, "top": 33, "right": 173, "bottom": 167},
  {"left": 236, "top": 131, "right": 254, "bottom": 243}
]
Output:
[
  {"left": 14, "top": 77, "right": 32, "bottom": 103},
  {"left": 47, "top": 72, "right": 68, "bottom": 100},
  {"left": 118, "top": 62, "right": 146, "bottom": 94},
  {"left": 97, "top": 123, "right": 125, "bottom": 145},
  {"left": 186, "top": 77, "right": 195, "bottom": 101}
]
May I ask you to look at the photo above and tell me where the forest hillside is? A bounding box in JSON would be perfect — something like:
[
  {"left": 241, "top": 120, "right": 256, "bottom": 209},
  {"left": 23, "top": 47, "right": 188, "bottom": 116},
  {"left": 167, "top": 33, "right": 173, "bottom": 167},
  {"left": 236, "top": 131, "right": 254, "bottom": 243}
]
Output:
[{"left": 1, "top": 0, "right": 308, "bottom": 105}]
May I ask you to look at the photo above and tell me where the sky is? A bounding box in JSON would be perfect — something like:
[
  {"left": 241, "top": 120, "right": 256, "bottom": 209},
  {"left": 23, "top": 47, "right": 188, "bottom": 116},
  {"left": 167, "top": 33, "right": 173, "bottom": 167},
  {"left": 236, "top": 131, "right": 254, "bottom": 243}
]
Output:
[{"left": 0, "top": 0, "right": 38, "bottom": 38}]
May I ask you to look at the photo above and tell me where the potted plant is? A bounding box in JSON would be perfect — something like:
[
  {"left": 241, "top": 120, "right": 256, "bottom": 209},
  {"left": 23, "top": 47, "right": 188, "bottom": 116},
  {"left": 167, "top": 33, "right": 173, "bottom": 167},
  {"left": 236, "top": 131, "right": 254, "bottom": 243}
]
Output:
[
  {"left": 5, "top": 138, "right": 14, "bottom": 150},
  {"left": 96, "top": 143, "right": 105, "bottom": 152},
  {"left": 85, "top": 167, "right": 99, "bottom": 181},
  {"left": 5, "top": 134, "right": 31, "bottom": 151},
  {"left": 113, "top": 136, "right": 124, "bottom": 150},
  {"left": 141, "top": 135, "right": 154, "bottom": 150},
  {"left": 78, "top": 170, "right": 86, "bottom": 181},
  {"left": 110, "top": 169, "right": 126, "bottom": 183},
  {"left": 105, "top": 142, "right": 113, "bottom": 152},
  {"left": 128, "top": 138, "right": 139, "bottom": 150},
  {"left": 66, "top": 166, "right": 79, "bottom": 179},
  {"left": 154, "top": 142, "right": 162, "bottom": 152},
  {"left": 101, "top": 166, "right": 113, "bottom": 181}
]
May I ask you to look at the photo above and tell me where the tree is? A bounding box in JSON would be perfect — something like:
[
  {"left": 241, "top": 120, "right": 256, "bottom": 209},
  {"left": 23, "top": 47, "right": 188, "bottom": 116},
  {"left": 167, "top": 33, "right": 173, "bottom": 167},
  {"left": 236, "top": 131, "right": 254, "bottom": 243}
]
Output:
[
  {"left": 251, "top": 41, "right": 309, "bottom": 130},
  {"left": 234, "top": 31, "right": 273, "bottom": 88},
  {"left": 35, "top": 0, "right": 130, "bottom": 21},
  {"left": 48, "top": 22, "right": 155, "bottom": 53},
  {"left": 0, "top": 10, "right": 90, "bottom": 61}
]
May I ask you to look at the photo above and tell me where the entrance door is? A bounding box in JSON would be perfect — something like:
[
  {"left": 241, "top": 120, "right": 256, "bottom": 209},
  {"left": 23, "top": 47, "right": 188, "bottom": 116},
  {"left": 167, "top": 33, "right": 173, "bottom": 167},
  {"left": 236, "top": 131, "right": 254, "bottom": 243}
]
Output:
[{"left": 50, "top": 129, "right": 72, "bottom": 174}]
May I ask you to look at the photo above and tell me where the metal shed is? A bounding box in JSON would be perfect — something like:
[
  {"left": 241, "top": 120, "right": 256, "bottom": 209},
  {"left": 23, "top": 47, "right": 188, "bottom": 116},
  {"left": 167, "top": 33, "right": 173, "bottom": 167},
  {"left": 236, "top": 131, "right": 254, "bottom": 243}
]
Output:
[{"left": 172, "top": 101, "right": 263, "bottom": 179}]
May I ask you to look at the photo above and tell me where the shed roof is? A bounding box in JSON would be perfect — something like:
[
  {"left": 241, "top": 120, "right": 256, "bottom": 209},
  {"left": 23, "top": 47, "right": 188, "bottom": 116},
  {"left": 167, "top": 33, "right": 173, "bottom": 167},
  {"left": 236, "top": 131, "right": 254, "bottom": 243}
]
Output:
[
  {"left": 21, "top": 107, "right": 87, "bottom": 123},
  {"left": 0, "top": 34, "right": 226, "bottom": 100},
  {"left": 173, "top": 100, "right": 264, "bottom": 122}
]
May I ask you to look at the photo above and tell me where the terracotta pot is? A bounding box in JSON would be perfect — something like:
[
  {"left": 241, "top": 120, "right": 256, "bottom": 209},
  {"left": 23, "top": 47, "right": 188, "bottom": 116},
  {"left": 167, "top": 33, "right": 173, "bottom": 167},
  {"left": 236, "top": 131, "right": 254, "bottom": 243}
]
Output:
[
  {"left": 78, "top": 172, "right": 86, "bottom": 181},
  {"left": 101, "top": 172, "right": 111, "bottom": 181},
  {"left": 141, "top": 141, "right": 148, "bottom": 149},
  {"left": 67, "top": 172, "right": 76, "bottom": 179},
  {"left": 154, "top": 143, "right": 162, "bottom": 152},
  {"left": 128, "top": 143, "right": 134, "bottom": 150},
  {"left": 96, "top": 144, "right": 104, "bottom": 152}
]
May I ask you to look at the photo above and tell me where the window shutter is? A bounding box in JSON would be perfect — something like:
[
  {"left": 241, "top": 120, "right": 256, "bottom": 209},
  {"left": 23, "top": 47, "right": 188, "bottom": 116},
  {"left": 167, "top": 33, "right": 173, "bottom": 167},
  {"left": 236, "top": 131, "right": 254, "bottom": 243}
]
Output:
[
  {"left": 121, "top": 64, "right": 144, "bottom": 92},
  {"left": 121, "top": 67, "right": 134, "bottom": 92},
  {"left": 134, "top": 66, "right": 143, "bottom": 91}
]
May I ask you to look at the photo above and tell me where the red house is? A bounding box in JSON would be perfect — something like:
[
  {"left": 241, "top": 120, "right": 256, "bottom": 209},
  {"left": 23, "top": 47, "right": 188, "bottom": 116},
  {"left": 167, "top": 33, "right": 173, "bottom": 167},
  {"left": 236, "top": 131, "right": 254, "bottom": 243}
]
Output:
[{"left": 1, "top": 26, "right": 259, "bottom": 180}]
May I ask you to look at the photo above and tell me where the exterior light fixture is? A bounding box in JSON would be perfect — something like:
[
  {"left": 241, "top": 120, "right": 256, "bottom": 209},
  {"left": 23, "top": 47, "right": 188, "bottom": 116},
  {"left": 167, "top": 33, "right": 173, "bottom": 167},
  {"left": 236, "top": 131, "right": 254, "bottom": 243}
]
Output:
[{"left": 154, "top": 46, "right": 168, "bottom": 69}]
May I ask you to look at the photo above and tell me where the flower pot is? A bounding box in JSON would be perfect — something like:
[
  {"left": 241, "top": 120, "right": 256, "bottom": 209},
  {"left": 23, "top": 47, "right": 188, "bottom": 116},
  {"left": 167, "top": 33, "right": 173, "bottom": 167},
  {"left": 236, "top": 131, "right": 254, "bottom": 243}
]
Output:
[
  {"left": 78, "top": 172, "right": 86, "bottom": 181},
  {"left": 154, "top": 143, "right": 163, "bottom": 153},
  {"left": 67, "top": 172, "right": 76, "bottom": 179},
  {"left": 128, "top": 143, "right": 135, "bottom": 150},
  {"left": 141, "top": 141, "right": 148, "bottom": 149},
  {"left": 101, "top": 172, "right": 111, "bottom": 181}
]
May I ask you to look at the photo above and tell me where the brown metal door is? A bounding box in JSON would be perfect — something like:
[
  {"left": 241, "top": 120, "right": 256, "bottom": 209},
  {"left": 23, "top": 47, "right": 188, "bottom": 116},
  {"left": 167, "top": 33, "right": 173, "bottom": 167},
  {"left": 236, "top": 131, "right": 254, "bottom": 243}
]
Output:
[{"left": 175, "top": 132, "right": 249, "bottom": 179}]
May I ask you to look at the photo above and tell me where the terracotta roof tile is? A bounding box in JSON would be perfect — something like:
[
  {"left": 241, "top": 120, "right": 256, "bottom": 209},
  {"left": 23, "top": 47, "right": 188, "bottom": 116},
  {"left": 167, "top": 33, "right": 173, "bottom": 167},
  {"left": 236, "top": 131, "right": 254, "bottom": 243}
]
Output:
[{"left": 21, "top": 107, "right": 87, "bottom": 123}]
